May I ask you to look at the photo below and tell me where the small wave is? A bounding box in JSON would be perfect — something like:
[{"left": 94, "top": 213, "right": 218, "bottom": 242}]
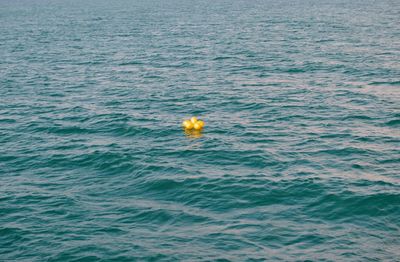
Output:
[
  {"left": 306, "top": 191, "right": 400, "bottom": 221},
  {"left": 315, "top": 147, "right": 375, "bottom": 157},
  {"left": 0, "top": 118, "right": 16, "bottom": 123},
  {"left": 118, "top": 61, "right": 144, "bottom": 66},
  {"left": 212, "top": 56, "right": 233, "bottom": 61},
  {"left": 385, "top": 119, "right": 400, "bottom": 126},
  {"left": 342, "top": 115, "right": 373, "bottom": 121},
  {"left": 369, "top": 80, "right": 400, "bottom": 86}
]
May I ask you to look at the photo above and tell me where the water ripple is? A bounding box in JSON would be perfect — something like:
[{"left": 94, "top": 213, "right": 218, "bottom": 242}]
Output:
[{"left": 1, "top": 0, "right": 399, "bottom": 260}]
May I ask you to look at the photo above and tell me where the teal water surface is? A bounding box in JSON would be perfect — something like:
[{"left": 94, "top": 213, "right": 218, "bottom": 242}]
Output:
[{"left": 1, "top": 0, "right": 400, "bottom": 261}]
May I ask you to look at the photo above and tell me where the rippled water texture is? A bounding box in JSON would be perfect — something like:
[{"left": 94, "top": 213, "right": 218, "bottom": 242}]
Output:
[{"left": 1, "top": 0, "right": 400, "bottom": 260}]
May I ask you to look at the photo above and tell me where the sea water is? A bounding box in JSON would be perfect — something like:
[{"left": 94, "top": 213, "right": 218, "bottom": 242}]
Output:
[{"left": 1, "top": 0, "right": 399, "bottom": 260}]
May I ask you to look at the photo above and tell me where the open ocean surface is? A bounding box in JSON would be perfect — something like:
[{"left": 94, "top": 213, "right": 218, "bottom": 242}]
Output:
[{"left": 1, "top": 0, "right": 400, "bottom": 261}]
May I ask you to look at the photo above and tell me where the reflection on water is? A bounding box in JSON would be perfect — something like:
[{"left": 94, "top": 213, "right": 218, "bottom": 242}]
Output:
[{"left": 184, "top": 129, "right": 203, "bottom": 139}]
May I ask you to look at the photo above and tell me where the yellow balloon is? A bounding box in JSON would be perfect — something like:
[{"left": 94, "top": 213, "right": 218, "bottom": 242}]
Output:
[
  {"left": 196, "top": 120, "right": 205, "bottom": 128},
  {"left": 190, "top": 117, "right": 198, "bottom": 123},
  {"left": 185, "top": 121, "right": 194, "bottom": 130},
  {"left": 193, "top": 122, "right": 203, "bottom": 130},
  {"left": 182, "top": 120, "right": 191, "bottom": 128}
]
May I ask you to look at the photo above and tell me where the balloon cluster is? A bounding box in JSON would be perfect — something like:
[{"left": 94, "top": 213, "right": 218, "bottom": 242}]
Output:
[{"left": 182, "top": 117, "right": 205, "bottom": 130}]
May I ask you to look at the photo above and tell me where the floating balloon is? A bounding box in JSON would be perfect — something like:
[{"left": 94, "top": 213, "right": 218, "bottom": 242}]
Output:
[
  {"left": 190, "top": 117, "right": 198, "bottom": 123},
  {"left": 182, "top": 117, "right": 205, "bottom": 131},
  {"left": 196, "top": 120, "right": 205, "bottom": 128},
  {"left": 182, "top": 120, "right": 194, "bottom": 130},
  {"left": 193, "top": 122, "right": 202, "bottom": 130}
]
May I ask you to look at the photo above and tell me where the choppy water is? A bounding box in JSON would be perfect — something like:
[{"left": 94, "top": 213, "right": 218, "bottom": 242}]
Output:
[{"left": 1, "top": 0, "right": 400, "bottom": 260}]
